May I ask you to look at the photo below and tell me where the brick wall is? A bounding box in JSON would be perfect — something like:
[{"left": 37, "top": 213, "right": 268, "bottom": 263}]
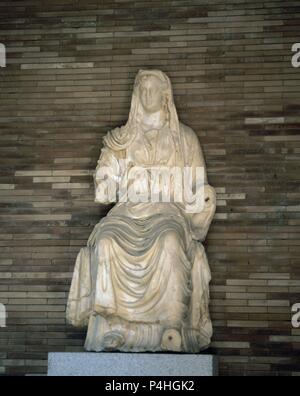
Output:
[{"left": 0, "top": 0, "right": 299, "bottom": 375}]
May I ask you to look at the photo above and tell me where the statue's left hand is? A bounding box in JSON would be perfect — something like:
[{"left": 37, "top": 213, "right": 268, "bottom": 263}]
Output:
[{"left": 189, "top": 185, "right": 216, "bottom": 241}]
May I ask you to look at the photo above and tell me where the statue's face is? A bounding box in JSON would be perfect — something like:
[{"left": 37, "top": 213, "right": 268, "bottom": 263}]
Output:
[{"left": 139, "top": 75, "right": 164, "bottom": 114}]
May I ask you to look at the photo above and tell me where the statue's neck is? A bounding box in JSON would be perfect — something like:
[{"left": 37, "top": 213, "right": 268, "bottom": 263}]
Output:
[{"left": 141, "top": 110, "right": 167, "bottom": 132}]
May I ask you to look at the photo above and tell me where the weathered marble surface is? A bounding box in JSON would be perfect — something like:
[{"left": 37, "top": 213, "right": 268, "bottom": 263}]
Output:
[{"left": 66, "top": 69, "right": 216, "bottom": 353}]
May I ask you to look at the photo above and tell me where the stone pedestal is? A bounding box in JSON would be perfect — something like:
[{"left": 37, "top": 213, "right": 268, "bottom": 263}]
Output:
[{"left": 48, "top": 352, "right": 217, "bottom": 376}]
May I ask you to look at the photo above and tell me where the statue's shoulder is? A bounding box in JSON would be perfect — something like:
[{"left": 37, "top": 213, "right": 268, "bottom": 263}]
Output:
[
  {"left": 103, "top": 125, "right": 124, "bottom": 143},
  {"left": 179, "top": 122, "right": 199, "bottom": 144},
  {"left": 103, "top": 124, "right": 132, "bottom": 151}
]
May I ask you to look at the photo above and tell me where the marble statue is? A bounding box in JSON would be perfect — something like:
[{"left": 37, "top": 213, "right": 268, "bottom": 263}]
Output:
[{"left": 66, "top": 69, "right": 216, "bottom": 353}]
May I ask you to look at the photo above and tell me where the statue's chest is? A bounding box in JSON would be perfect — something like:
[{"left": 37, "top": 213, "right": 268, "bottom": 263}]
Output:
[{"left": 127, "top": 129, "right": 176, "bottom": 166}]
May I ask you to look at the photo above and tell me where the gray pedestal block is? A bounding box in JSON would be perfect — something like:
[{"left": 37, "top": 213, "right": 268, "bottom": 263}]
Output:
[{"left": 48, "top": 352, "right": 217, "bottom": 376}]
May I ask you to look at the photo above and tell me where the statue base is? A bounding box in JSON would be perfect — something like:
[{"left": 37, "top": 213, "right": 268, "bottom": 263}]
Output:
[{"left": 48, "top": 352, "right": 217, "bottom": 376}]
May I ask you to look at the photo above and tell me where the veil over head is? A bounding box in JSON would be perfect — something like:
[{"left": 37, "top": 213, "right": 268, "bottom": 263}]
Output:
[{"left": 104, "top": 69, "right": 183, "bottom": 161}]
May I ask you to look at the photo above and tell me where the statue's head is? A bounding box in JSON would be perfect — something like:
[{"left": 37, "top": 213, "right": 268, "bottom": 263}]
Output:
[
  {"left": 138, "top": 73, "right": 168, "bottom": 114},
  {"left": 104, "top": 69, "right": 182, "bottom": 161},
  {"left": 129, "top": 69, "right": 177, "bottom": 126}
]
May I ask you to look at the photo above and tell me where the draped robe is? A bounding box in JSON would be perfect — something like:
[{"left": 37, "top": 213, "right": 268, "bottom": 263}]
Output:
[{"left": 66, "top": 121, "right": 216, "bottom": 352}]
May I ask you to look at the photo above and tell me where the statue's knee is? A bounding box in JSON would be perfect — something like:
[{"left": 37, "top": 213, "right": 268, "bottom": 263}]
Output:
[
  {"left": 162, "top": 230, "right": 181, "bottom": 248},
  {"left": 96, "top": 236, "right": 111, "bottom": 251}
]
